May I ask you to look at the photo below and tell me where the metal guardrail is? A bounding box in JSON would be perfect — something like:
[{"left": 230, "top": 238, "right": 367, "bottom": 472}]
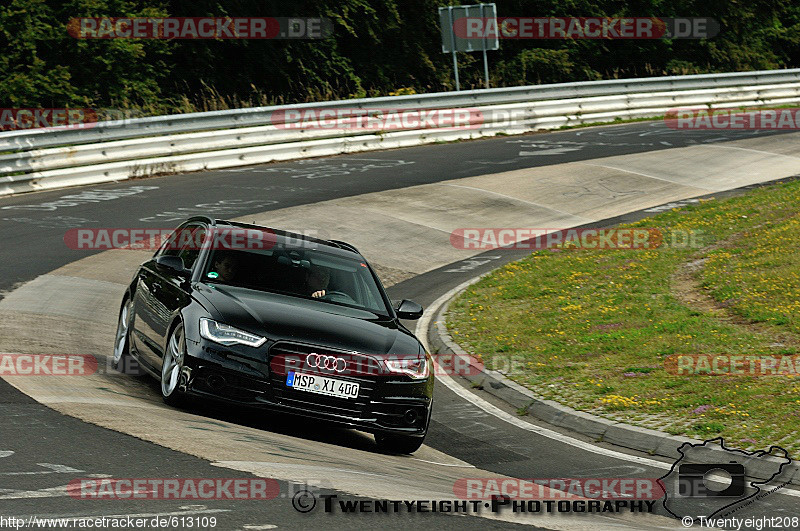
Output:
[{"left": 3, "top": 68, "right": 800, "bottom": 196}]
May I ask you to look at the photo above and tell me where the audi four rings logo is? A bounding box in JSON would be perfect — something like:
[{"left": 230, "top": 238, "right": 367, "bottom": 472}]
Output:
[{"left": 306, "top": 353, "right": 347, "bottom": 372}]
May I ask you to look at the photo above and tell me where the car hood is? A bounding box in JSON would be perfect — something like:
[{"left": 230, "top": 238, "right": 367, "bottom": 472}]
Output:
[{"left": 193, "top": 283, "right": 420, "bottom": 356}]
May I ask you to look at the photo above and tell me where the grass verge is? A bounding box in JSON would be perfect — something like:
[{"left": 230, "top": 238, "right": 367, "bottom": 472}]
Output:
[{"left": 447, "top": 178, "right": 800, "bottom": 456}]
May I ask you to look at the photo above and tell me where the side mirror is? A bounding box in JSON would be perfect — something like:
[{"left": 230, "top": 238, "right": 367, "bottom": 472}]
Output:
[
  {"left": 155, "top": 255, "right": 189, "bottom": 277},
  {"left": 396, "top": 299, "right": 423, "bottom": 320}
]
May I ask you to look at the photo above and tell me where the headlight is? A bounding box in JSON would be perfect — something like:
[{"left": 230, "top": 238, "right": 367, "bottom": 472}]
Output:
[
  {"left": 199, "top": 318, "right": 267, "bottom": 348},
  {"left": 384, "top": 354, "right": 431, "bottom": 380}
]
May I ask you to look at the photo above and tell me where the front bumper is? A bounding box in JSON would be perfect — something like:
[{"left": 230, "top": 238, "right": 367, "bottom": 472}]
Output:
[{"left": 183, "top": 339, "right": 433, "bottom": 436}]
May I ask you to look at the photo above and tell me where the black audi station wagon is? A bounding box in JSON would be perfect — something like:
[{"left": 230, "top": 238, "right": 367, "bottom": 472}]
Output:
[{"left": 112, "top": 217, "right": 433, "bottom": 454}]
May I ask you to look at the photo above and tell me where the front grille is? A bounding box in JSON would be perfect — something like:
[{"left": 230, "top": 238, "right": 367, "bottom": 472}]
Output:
[{"left": 268, "top": 342, "right": 382, "bottom": 418}]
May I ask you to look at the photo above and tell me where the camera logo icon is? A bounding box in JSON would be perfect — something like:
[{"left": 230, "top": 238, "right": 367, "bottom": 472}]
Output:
[
  {"left": 677, "top": 462, "right": 745, "bottom": 497},
  {"left": 660, "top": 437, "right": 793, "bottom": 521}
]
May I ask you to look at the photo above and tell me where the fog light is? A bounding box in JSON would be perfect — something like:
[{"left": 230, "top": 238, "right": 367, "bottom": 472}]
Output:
[{"left": 207, "top": 373, "right": 226, "bottom": 391}]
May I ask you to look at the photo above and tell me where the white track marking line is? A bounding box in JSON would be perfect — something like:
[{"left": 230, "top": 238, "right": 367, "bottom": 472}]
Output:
[
  {"left": 353, "top": 203, "right": 486, "bottom": 244},
  {"left": 0, "top": 463, "right": 82, "bottom": 476},
  {"left": 410, "top": 458, "right": 475, "bottom": 468},
  {"left": 212, "top": 461, "right": 394, "bottom": 479},
  {"left": 578, "top": 163, "right": 714, "bottom": 190},
  {"left": 0, "top": 484, "right": 75, "bottom": 500},
  {"left": 416, "top": 276, "right": 800, "bottom": 499},
  {"left": 441, "top": 183, "right": 593, "bottom": 222}
]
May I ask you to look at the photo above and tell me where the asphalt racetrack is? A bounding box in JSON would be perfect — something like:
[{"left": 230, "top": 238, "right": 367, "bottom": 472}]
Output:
[{"left": 2, "top": 121, "right": 800, "bottom": 530}]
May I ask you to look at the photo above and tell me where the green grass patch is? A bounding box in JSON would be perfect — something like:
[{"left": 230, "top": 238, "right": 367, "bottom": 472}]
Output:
[{"left": 447, "top": 179, "right": 800, "bottom": 455}]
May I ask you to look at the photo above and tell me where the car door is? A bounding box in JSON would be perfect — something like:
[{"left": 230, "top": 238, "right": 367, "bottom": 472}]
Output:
[{"left": 131, "top": 222, "right": 206, "bottom": 371}]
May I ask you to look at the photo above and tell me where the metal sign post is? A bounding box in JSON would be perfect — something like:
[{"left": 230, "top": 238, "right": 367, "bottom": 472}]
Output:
[
  {"left": 448, "top": 7, "right": 460, "bottom": 91},
  {"left": 480, "top": 3, "right": 489, "bottom": 88}
]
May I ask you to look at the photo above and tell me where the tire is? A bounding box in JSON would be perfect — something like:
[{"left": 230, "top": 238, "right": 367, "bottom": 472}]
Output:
[
  {"left": 112, "top": 298, "right": 142, "bottom": 375},
  {"left": 161, "top": 322, "right": 188, "bottom": 407},
  {"left": 375, "top": 433, "right": 425, "bottom": 455}
]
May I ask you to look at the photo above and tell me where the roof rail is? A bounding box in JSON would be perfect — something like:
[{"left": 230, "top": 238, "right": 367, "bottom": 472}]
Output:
[
  {"left": 327, "top": 239, "right": 360, "bottom": 254},
  {"left": 186, "top": 215, "right": 215, "bottom": 225}
]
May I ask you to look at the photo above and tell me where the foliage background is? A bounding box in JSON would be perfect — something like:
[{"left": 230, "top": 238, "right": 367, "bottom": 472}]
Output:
[{"left": 2, "top": 0, "right": 799, "bottom": 113}]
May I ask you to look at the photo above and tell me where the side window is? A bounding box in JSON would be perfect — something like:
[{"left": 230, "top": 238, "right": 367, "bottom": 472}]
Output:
[
  {"left": 156, "top": 223, "right": 189, "bottom": 258},
  {"left": 179, "top": 226, "right": 206, "bottom": 270},
  {"left": 156, "top": 223, "right": 206, "bottom": 271}
]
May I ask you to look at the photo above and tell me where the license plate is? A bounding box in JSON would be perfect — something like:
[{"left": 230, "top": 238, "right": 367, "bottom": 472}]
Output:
[{"left": 286, "top": 371, "right": 359, "bottom": 399}]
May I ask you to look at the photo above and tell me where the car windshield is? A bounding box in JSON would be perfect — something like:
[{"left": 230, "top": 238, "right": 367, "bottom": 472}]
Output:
[{"left": 202, "top": 244, "right": 391, "bottom": 316}]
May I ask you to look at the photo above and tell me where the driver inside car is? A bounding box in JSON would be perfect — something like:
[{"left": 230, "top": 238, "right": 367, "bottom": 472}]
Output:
[
  {"left": 212, "top": 252, "right": 242, "bottom": 284},
  {"left": 307, "top": 265, "right": 331, "bottom": 298}
]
